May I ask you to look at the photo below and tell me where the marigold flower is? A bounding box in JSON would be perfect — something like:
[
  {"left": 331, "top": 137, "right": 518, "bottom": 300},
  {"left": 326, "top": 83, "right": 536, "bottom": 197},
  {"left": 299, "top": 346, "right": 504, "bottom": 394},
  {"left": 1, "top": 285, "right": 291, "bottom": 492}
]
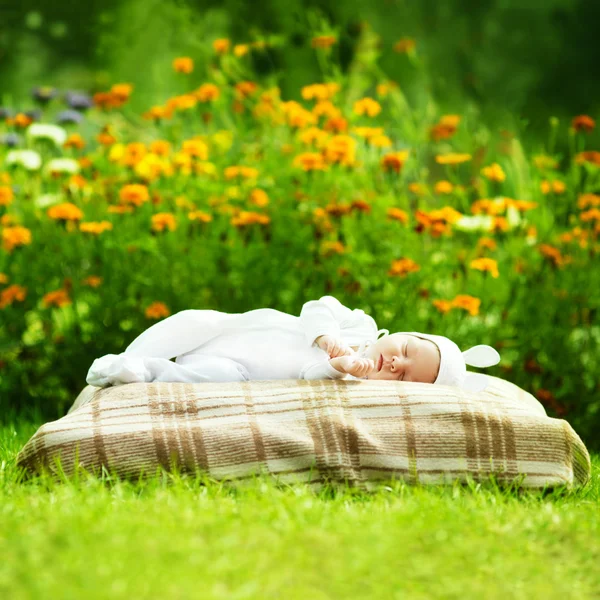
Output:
[
  {"left": 231, "top": 210, "right": 270, "bottom": 227},
  {"left": 470, "top": 257, "right": 500, "bottom": 278},
  {"left": 435, "top": 153, "right": 472, "bottom": 165},
  {"left": 64, "top": 133, "right": 85, "bottom": 150},
  {"left": 451, "top": 295, "right": 480, "bottom": 316},
  {"left": 368, "top": 134, "right": 392, "bottom": 148},
  {"left": 352, "top": 126, "right": 384, "bottom": 139},
  {"left": 350, "top": 199, "right": 371, "bottom": 214},
  {"left": 574, "top": 151, "right": 600, "bottom": 167},
  {"left": 79, "top": 221, "right": 113, "bottom": 235},
  {"left": 381, "top": 151, "right": 410, "bottom": 173},
  {"left": 387, "top": 208, "right": 409, "bottom": 224},
  {"left": 578, "top": 193, "right": 600, "bottom": 209},
  {"left": 302, "top": 83, "right": 340, "bottom": 101},
  {"left": 42, "top": 288, "right": 72, "bottom": 308},
  {"left": 97, "top": 131, "right": 117, "bottom": 146},
  {"left": 151, "top": 213, "right": 177, "bottom": 233},
  {"left": 249, "top": 189, "right": 269, "bottom": 207},
  {"left": 2, "top": 226, "right": 32, "bottom": 252},
  {"left": 434, "top": 180, "right": 454, "bottom": 194},
  {"left": 353, "top": 97, "right": 381, "bottom": 117},
  {"left": 173, "top": 57, "right": 194, "bottom": 74},
  {"left": 47, "top": 202, "right": 84, "bottom": 222},
  {"left": 432, "top": 299, "right": 453, "bottom": 314},
  {"left": 481, "top": 163, "right": 506, "bottom": 182},
  {"left": 408, "top": 182, "right": 426, "bottom": 196},
  {"left": 312, "top": 100, "right": 342, "bottom": 120},
  {"left": 323, "top": 116, "right": 348, "bottom": 133},
  {"left": 388, "top": 258, "right": 420, "bottom": 277},
  {"left": 150, "top": 140, "right": 171, "bottom": 156},
  {"left": 0, "top": 283, "right": 27, "bottom": 308},
  {"left": 477, "top": 237, "right": 497, "bottom": 252},
  {"left": 393, "top": 38, "right": 416, "bottom": 53},
  {"left": 0, "top": 186, "right": 14, "bottom": 206},
  {"left": 292, "top": 152, "right": 327, "bottom": 171},
  {"left": 571, "top": 115, "right": 595, "bottom": 133},
  {"left": 235, "top": 81, "right": 259, "bottom": 99},
  {"left": 320, "top": 240, "right": 346, "bottom": 256},
  {"left": 111, "top": 83, "right": 133, "bottom": 101},
  {"left": 311, "top": 35, "right": 337, "bottom": 49},
  {"left": 224, "top": 166, "right": 259, "bottom": 180},
  {"left": 122, "top": 142, "right": 147, "bottom": 166},
  {"left": 82, "top": 276, "right": 103, "bottom": 288},
  {"left": 376, "top": 81, "right": 398, "bottom": 97},
  {"left": 323, "top": 135, "right": 356, "bottom": 166},
  {"left": 119, "top": 184, "right": 150, "bottom": 206},
  {"left": 298, "top": 127, "right": 330, "bottom": 148},
  {"left": 188, "top": 210, "right": 213, "bottom": 223},
  {"left": 540, "top": 180, "right": 566, "bottom": 194},
  {"left": 145, "top": 302, "right": 170, "bottom": 320},
  {"left": 213, "top": 39, "right": 230, "bottom": 54},
  {"left": 143, "top": 106, "right": 173, "bottom": 120},
  {"left": 194, "top": 83, "right": 220, "bottom": 103}
]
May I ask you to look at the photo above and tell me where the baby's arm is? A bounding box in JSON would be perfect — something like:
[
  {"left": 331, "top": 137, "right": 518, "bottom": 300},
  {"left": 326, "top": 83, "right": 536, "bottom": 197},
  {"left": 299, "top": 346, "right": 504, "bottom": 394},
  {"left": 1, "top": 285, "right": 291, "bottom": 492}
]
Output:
[{"left": 300, "top": 295, "right": 362, "bottom": 348}]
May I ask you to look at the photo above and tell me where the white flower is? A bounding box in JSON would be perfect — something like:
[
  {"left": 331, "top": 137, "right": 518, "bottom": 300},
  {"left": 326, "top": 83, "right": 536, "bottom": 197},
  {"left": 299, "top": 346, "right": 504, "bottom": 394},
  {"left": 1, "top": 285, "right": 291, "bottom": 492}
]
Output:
[
  {"left": 45, "top": 158, "right": 80, "bottom": 175},
  {"left": 506, "top": 204, "right": 521, "bottom": 228},
  {"left": 26, "top": 123, "right": 67, "bottom": 146},
  {"left": 35, "top": 194, "right": 61, "bottom": 208},
  {"left": 454, "top": 215, "right": 494, "bottom": 233},
  {"left": 5, "top": 150, "right": 42, "bottom": 170}
]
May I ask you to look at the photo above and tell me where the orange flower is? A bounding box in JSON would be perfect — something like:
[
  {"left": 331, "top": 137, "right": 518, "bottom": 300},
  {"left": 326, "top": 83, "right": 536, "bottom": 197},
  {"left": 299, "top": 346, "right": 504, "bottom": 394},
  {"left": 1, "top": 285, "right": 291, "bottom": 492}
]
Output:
[
  {"left": 388, "top": 258, "right": 420, "bottom": 277},
  {"left": 42, "top": 288, "right": 72, "bottom": 308},
  {"left": 312, "top": 100, "right": 342, "bottom": 119},
  {"left": 0, "top": 186, "right": 14, "bottom": 206},
  {"left": 323, "top": 116, "right": 348, "bottom": 134},
  {"left": 408, "top": 182, "right": 426, "bottom": 196},
  {"left": 194, "top": 84, "right": 220, "bottom": 102},
  {"left": 311, "top": 35, "right": 337, "bottom": 49},
  {"left": 173, "top": 57, "right": 194, "bottom": 73},
  {"left": 82, "top": 276, "right": 103, "bottom": 288},
  {"left": 470, "top": 257, "right": 500, "bottom": 278},
  {"left": 145, "top": 302, "right": 171, "bottom": 319},
  {"left": 451, "top": 295, "right": 480, "bottom": 316},
  {"left": 381, "top": 151, "right": 410, "bottom": 173},
  {"left": 181, "top": 139, "right": 209, "bottom": 159},
  {"left": 64, "top": 134, "right": 86, "bottom": 150},
  {"left": 150, "top": 140, "right": 171, "bottom": 156},
  {"left": 213, "top": 39, "right": 230, "bottom": 54},
  {"left": 235, "top": 81, "right": 259, "bottom": 99},
  {"left": 323, "top": 135, "right": 356, "bottom": 166},
  {"left": 299, "top": 127, "right": 330, "bottom": 148},
  {"left": 571, "top": 115, "right": 595, "bottom": 133},
  {"left": 578, "top": 193, "right": 600, "bottom": 209},
  {"left": 574, "top": 151, "right": 600, "bottom": 167},
  {"left": 80, "top": 221, "right": 113, "bottom": 235},
  {"left": 0, "top": 284, "right": 27, "bottom": 308},
  {"left": 435, "top": 153, "right": 472, "bottom": 165},
  {"left": 481, "top": 163, "right": 506, "bottom": 182},
  {"left": 224, "top": 166, "right": 259, "bottom": 180},
  {"left": 368, "top": 134, "right": 392, "bottom": 148},
  {"left": 97, "top": 130, "right": 116, "bottom": 145},
  {"left": 2, "top": 226, "right": 31, "bottom": 252},
  {"left": 143, "top": 105, "right": 173, "bottom": 121},
  {"left": 231, "top": 210, "right": 270, "bottom": 227},
  {"left": 151, "top": 213, "right": 177, "bottom": 233},
  {"left": 119, "top": 184, "right": 150, "bottom": 206},
  {"left": 432, "top": 299, "right": 453, "bottom": 314},
  {"left": 539, "top": 243, "right": 569, "bottom": 268},
  {"left": 302, "top": 83, "right": 340, "bottom": 101},
  {"left": 320, "top": 241, "right": 346, "bottom": 256},
  {"left": 353, "top": 97, "right": 381, "bottom": 117},
  {"left": 477, "top": 237, "right": 497, "bottom": 252},
  {"left": 47, "top": 202, "right": 84, "bottom": 222},
  {"left": 387, "top": 208, "right": 409, "bottom": 224},
  {"left": 393, "top": 38, "right": 416, "bottom": 53},
  {"left": 188, "top": 210, "right": 213, "bottom": 223},
  {"left": 540, "top": 180, "right": 566, "bottom": 194},
  {"left": 292, "top": 152, "right": 327, "bottom": 171},
  {"left": 249, "top": 189, "right": 269, "bottom": 207}
]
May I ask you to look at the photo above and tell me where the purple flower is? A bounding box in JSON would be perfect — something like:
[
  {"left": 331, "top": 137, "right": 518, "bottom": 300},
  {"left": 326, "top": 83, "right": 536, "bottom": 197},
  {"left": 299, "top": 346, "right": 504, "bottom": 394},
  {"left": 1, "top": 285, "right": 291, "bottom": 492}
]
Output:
[
  {"left": 32, "top": 87, "right": 59, "bottom": 103},
  {"left": 0, "top": 107, "right": 14, "bottom": 119},
  {"left": 65, "top": 91, "right": 93, "bottom": 111},
  {"left": 1, "top": 133, "right": 21, "bottom": 147},
  {"left": 56, "top": 109, "right": 84, "bottom": 124}
]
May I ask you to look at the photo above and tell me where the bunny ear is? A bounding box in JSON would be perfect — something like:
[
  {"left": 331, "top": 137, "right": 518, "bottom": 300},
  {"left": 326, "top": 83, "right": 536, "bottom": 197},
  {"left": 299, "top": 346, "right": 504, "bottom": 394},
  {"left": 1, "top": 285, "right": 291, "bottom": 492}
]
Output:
[
  {"left": 462, "top": 345, "right": 500, "bottom": 368},
  {"left": 462, "top": 373, "right": 491, "bottom": 393}
]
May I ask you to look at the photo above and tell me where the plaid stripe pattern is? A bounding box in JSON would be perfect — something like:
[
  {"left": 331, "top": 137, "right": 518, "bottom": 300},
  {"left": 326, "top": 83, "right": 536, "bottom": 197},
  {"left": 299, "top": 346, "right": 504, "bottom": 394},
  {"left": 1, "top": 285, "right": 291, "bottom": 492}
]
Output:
[{"left": 16, "top": 376, "right": 591, "bottom": 490}]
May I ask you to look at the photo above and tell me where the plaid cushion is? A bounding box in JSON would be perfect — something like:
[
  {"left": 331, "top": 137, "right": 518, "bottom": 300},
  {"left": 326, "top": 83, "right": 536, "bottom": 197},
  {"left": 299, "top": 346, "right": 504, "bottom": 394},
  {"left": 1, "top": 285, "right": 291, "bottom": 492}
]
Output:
[{"left": 16, "top": 376, "right": 591, "bottom": 490}]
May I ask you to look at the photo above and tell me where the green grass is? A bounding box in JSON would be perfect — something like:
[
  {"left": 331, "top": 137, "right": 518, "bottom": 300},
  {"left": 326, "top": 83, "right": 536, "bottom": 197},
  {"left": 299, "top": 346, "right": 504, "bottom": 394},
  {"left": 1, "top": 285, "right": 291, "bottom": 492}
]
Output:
[{"left": 1, "top": 419, "right": 599, "bottom": 600}]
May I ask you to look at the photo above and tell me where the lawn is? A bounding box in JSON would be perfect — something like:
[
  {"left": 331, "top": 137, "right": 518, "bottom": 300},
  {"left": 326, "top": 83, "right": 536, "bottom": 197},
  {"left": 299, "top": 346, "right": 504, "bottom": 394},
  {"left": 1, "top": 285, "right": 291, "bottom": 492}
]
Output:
[{"left": 1, "top": 419, "right": 599, "bottom": 599}]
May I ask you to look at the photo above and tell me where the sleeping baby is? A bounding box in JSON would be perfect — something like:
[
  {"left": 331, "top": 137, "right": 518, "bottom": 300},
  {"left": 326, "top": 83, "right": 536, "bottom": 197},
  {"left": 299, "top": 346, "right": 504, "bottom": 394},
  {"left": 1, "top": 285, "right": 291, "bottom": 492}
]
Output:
[{"left": 86, "top": 295, "right": 500, "bottom": 392}]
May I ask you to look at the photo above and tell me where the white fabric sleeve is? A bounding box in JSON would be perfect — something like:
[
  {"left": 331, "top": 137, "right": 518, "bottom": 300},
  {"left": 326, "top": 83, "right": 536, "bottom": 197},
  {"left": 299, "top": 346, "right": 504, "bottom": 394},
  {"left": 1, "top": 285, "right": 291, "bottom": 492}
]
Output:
[
  {"left": 86, "top": 353, "right": 249, "bottom": 388},
  {"left": 299, "top": 295, "right": 360, "bottom": 347},
  {"left": 299, "top": 358, "right": 350, "bottom": 380}
]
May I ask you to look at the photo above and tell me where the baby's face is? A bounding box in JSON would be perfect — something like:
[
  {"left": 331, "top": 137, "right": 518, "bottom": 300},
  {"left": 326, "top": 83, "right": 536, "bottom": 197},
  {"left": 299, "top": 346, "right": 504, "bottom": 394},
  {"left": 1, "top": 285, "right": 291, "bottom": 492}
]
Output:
[{"left": 363, "top": 333, "right": 440, "bottom": 383}]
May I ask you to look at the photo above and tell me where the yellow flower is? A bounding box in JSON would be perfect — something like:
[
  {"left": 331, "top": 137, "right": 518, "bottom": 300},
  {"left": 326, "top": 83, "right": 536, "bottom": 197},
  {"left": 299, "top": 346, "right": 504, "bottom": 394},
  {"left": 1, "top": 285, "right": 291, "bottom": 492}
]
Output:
[
  {"left": 540, "top": 180, "right": 566, "bottom": 194},
  {"left": 434, "top": 180, "right": 454, "bottom": 194},
  {"left": 451, "top": 295, "right": 481, "bottom": 316},
  {"left": 213, "top": 39, "right": 230, "bottom": 54},
  {"left": 408, "top": 183, "right": 427, "bottom": 196},
  {"left": 181, "top": 139, "right": 209, "bottom": 159},
  {"left": 435, "top": 153, "right": 472, "bottom": 165},
  {"left": 79, "top": 221, "right": 113, "bottom": 235},
  {"left": 470, "top": 257, "right": 500, "bottom": 278},
  {"left": 353, "top": 97, "right": 382, "bottom": 117},
  {"left": 481, "top": 163, "right": 506, "bottom": 182},
  {"left": 249, "top": 189, "right": 270, "bottom": 207},
  {"left": 64, "top": 134, "right": 86, "bottom": 150},
  {"left": 82, "top": 276, "right": 103, "bottom": 288},
  {"left": 224, "top": 166, "right": 259, "bottom": 180},
  {"left": 234, "top": 44, "right": 249, "bottom": 57},
  {"left": 189, "top": 210, "right": 213, "bottom": 223},
  {"left": 231, "top": 211, "right": 270, "bottom": 227},
  {"left": 172, "top": 57, "right": 194, "bottom": 73},
  {"left": 388, "top": 258, "right": 420, "bottom": 277},
  {"left": 323, "top": 135, "right": 356, "bottom": 166},
  {"left": 386, "top": 208, "right": 409, "bottom": 224},
  {"left": 298, "top": 127, "right": 330, "bottom": 148},
  {"left": 302, "top": 83, "right": 340, "bottom": 101},
  {"left": 432, "top": 299, "right": 453, "bottom": 314},
  {"left": 149, "top": 140, "right": 171, "bottom": 156}
]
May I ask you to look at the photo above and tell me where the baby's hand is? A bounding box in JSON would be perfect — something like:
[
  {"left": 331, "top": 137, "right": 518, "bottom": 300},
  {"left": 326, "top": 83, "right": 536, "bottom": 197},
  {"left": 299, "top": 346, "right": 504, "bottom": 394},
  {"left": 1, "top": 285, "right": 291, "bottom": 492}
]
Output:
[
  {"left": 315, "top": 335, "right": 356, "bottom": 358},
  {"left": 329, "top": 355, "right": 376, "bottom": 378}
]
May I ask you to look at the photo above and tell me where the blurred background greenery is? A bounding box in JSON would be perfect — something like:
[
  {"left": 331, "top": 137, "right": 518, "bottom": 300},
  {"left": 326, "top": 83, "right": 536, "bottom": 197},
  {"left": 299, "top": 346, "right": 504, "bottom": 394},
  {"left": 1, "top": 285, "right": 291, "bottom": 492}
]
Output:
[{"left": 2, "top": 0, "right": 599, "bottom": 145}]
